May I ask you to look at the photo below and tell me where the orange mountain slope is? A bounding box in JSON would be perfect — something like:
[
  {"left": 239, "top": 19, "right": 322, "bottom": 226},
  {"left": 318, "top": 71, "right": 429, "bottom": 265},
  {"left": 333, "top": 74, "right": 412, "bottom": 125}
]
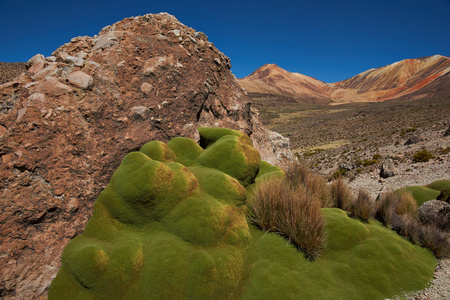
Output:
[{"left": 238, "top": 55, "right": 450, "bottom": 103}]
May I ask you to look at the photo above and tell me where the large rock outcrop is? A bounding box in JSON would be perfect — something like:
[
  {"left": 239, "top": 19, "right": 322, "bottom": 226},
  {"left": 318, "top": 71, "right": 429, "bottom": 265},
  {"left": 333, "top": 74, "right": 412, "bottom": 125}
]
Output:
[{"left": 0, "top": 13, "right": 292, "bottom": 299}]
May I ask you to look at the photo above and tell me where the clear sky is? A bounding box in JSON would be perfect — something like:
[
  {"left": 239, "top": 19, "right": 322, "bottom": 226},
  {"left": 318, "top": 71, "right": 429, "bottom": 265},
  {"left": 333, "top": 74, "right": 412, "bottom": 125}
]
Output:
[{"left": 1, "top": 0, "right": 449, "bottom": 83}]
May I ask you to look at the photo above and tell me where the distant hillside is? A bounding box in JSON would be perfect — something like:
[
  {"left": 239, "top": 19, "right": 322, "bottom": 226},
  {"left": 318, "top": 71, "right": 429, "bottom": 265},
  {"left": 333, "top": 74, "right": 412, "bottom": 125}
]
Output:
[
  {"left": 238, "top": 55, "right": 450, "bottom": 103},
  {"left": 0, "top": 62, "right": 26, "bottom": 84}
]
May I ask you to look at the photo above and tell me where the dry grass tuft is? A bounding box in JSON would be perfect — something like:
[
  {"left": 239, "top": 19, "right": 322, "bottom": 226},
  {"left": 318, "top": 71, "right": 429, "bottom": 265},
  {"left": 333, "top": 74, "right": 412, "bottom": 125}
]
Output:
[
  {"left": 286, "top": 161, "right": 333, "bottom": 208},
  {"left": 395, "top": 191, "right": 418, "bottom": 216},
  {"left": 391, "top": 213, "right": 450, "bottom": 258},
  {"left": 375, "top": 191, "right": 398, "bottom": 226},
  {"left": 248, "top": 177, "right": 325, "bottom": 260},
  {"left": 330, "top": 178, "right": 353, "bottom": 211},
  {"left": 350, "top": 189, "right": 374, "bottom": 222}
]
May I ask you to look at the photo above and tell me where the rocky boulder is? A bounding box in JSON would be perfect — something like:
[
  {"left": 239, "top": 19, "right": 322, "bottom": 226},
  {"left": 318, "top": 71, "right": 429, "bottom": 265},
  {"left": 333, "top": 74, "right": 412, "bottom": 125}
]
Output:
[
  {"left": 418, "top": 200, "right": 450, "bottom": 231},
  {"left": 379, "top": 157, "right": 397, "bottom": 178},
  {"left": 404, "top": 135, "right": 423, "bottom": 145},
  {"left": 0, "top": 13, "right": 293, "bottom": 299}
]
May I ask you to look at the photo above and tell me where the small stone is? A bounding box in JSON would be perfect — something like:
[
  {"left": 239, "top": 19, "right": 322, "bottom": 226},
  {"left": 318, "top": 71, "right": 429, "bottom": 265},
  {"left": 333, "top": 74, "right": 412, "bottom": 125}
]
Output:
[
  {"left": 26, "top": 54, "right": 45, "bottom": 69},
  {"left": 27, "top": 61, "right": 45, "bottom": 76},
  {"left": 340, "top": 163, "right": 355, "bottom": 171},
  {"left": 140, "top": 82, "right": 153, "bottom": 95},
  {"left": 64, "top": 56, "right": 85, "bottom": 67},
  {"left": 46, "top": 56, "right": 57, "bottom": 62},
  {"left": 67, "top": 198, "right": 79, "bottom": 212},
  {"left": 31, "top": 65, "right": 58, "bottom": 81},
  {"left": 142, "top": 56, "right": 170, "bottom": 76},
  {"left": 16, "top": 108, "right": 27, "bottom": 122},
  {"left": 130, "top": 106, "right": 150, "bottom": 120},
  {"left": 67, "top": 71, "right": 94, "bottom": 89}
]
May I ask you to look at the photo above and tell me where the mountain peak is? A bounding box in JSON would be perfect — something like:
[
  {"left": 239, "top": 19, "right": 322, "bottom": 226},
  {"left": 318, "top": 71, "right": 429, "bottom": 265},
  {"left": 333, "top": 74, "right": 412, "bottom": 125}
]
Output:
[{"left": 238, "top": 55, "right": 450, "bottom": 103}]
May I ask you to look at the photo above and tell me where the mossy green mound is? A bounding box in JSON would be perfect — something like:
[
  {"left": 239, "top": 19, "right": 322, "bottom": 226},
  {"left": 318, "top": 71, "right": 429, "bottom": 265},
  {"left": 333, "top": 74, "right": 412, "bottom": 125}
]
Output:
[
  {"left": 395, "top": 186, "right": 441, "bottom": 206},
  {"left": 49, "top": 128, "right": 436, "bottom": 299},
  {"left": 243, "top": 208, "right": 436, "bottom": 300},
  {"left": 426, "top": 179, "right": 450, "bottom": 192}
]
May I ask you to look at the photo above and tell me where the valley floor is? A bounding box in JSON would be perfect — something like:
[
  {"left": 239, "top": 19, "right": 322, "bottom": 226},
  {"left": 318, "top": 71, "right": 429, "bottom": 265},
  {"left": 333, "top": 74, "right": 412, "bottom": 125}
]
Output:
[{"left": 251, "top": 94, "right": 450, "bottom": 299}]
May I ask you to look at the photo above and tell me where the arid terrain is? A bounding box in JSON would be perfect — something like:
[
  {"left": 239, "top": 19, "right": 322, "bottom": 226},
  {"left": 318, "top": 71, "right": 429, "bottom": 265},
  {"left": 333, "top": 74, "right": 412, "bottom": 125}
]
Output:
[
  {"left": 0, "top": 11, "right": 449, "bottom": 299},
  {"left": 250, "top": 93, "right": 449, "bottom": 191},
  {"left": 245, "top": 76, "right": 450, "bottom": 300},
  {"left": 0, "top": 63, "right": 26, "bottom": 85}
]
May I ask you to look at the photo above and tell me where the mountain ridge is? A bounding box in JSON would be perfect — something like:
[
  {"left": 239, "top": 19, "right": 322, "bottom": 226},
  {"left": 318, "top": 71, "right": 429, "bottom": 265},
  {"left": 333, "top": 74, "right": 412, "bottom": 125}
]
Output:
[{"left": 238, "top": 55, "right": 450, "bottom": 103}]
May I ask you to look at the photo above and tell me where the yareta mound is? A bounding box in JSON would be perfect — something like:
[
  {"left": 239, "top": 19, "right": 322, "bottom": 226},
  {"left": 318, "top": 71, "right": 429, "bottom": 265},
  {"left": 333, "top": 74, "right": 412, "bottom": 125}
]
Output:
[{"left": 49, "top": 128, "right": 436, "bottom": 299}]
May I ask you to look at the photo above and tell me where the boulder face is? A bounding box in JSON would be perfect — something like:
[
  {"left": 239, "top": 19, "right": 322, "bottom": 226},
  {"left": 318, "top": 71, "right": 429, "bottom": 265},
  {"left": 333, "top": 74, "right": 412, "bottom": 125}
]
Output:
[
  {"left": 418, "top": 200, "right": 450, "bottom": 231},
  {"left": 0, "top": 13, "right": 292, "bottom": 299}
]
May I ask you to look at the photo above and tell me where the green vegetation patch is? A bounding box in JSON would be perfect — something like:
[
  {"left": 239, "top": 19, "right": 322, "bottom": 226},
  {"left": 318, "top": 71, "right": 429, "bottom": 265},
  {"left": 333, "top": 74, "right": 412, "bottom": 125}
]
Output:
[
  {"left": 425, "top": 180, "right": 450, "bottom": 192},
  {"left": 395, "top": 186, "right": 441, "bottom": 206},
  {"left": 49, "top": 127, "right": 436, "bottom": 300},
  {"left": 242, "top": 208, "right": 436, "bottom": 300}
]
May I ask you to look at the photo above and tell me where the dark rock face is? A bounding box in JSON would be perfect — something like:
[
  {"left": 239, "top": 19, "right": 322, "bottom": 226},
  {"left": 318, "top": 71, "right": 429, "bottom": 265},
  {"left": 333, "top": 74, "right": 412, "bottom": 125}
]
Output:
[
  {"left": 0, "top": 13, "right": 292, "bottom": 299},
  {"left": 418, "top": 200, "right": 450, "bottom": 231}
]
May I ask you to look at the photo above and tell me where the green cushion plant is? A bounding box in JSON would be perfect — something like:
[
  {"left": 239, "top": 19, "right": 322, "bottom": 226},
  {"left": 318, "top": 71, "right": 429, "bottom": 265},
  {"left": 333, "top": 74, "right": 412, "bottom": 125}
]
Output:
[{"left": 49, "top": 128, "right": 436, "bottom": 300}]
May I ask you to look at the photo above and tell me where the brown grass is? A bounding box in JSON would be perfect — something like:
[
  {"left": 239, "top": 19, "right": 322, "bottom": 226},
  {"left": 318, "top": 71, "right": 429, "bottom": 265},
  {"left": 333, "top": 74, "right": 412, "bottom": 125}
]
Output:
[
  {"left": 286, "top": 161, "right": 333, "bottom": 207},
  {"left": 395, "top": 191, "right": 418, "bottom": 216},
  {"left": 392, "top": 213, "right": 450, "bottom": 258},
  {"left": 330, "top": 178, "right": 353, "bottom": 210},
  {"left": 247, "top": 177, "right": 325, "bottom": 260},
  {"left": 375, "top": 191, "right": 398, "bottom": 226},
  {"left": 350, "top": 189, "right": 374, "bottom": 222}
]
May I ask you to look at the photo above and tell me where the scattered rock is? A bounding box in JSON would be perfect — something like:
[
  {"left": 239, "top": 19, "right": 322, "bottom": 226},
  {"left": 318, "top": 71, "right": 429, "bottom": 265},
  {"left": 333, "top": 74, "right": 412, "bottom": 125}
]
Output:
[
  {"left": 92, "top": 31, "right": 125, "bottom": 50},
  {"left": 404, "top": 135, "right": 423, "bottom": 145},
  {"left": 130, "top": 106, "right": 151, "bottom": 120},
  {"left": 26, "top": 54, "right": 46, "bottom": 69},
  {"left": 140, "top": 82, "right": 153, "bottom": 95},
  {"left": 64, "top": 56, "right": 84, "bottom": 67},
  {"left": 380, "top": 157, "right": 397, "bottom": 178},
  {"left": 340, "top": 163, "right": 356, "bottom": 171},
  {"left": 418, "top": 200, "right": 450, "bottom": 231},
  {"left": 66, "top": 71, "right": 93, "bottom": 89},
  {"left": 444, "top": 125, "right": 450, "bottom": 137}
]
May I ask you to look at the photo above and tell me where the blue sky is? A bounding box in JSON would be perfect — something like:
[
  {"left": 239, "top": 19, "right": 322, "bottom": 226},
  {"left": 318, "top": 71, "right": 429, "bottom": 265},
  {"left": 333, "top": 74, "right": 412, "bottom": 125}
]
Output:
[{"left": 1, "top": 0, "right": 449, "bottom": 82}]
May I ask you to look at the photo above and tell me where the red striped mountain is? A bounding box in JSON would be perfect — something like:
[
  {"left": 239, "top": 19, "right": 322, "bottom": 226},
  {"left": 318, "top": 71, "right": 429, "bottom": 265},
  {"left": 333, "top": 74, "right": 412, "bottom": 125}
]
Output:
[{"left": 238, "top": 55, "right": 450, "bottom": 103}]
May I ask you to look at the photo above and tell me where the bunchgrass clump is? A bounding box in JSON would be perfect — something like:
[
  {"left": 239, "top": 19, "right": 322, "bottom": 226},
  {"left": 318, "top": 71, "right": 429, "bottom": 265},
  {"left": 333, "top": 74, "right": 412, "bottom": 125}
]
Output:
[
  {"left": 395, "top": 191, "right": 418, "bottom": 216},
  {"left": 286, "top": 161, "right": 333, "bottom": 207},
  {"left": 247, "top": 177, "right": 325, "bottom": 260},
  {"left": 350, "top": 189, "right": 374, "bottom": 222},
  {"left": 420, "top": 225, "right": 450, "bottom": 258},
  {"left": 330, "top": 178, "right": 353, "bottom": 211},
  {"left": 391, "top": 214, "right": 450, "bottom": 258},
  {"left": 375, "top": 191, "right": 398, "bottom": 226}
]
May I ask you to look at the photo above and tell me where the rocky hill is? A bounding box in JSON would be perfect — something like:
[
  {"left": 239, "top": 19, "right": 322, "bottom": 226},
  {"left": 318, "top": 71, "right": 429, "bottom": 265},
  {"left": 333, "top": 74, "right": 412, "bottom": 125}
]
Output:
[
  {"left": 0, "top": 13, "right": 292, "bottom": 299},
  {"left": 0, "top": 62, "right": 26, "bottom": 84},
  {"left": 238, "top": 55, "right": 450, "bottom": 103},
  {"left": 238, "top": 64, "right": 332, "bottom": 104}
]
